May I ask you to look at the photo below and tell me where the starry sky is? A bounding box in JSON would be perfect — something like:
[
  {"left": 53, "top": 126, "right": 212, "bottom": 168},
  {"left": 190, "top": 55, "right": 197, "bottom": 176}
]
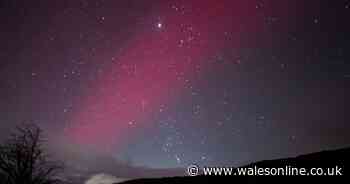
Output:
[{"left": 1, "top": 0, "right": 350, "bottom": 170}]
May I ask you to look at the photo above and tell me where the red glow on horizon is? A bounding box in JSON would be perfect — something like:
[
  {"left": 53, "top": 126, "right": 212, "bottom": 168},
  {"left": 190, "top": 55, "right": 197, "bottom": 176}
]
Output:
[{"left": 66, "top": 0, "right": 262, "bottom": 152}]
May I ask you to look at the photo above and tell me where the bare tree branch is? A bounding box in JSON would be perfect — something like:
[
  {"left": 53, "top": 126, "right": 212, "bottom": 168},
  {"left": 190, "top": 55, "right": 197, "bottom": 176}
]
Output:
[{"left": 0, "top": 123, "right": 66, "bottom": 184}]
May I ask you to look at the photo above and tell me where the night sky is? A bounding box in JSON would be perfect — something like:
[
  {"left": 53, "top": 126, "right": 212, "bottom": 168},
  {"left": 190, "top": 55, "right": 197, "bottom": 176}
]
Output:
[{"left": 1, "top": 0, "right": 350, "bottom": 171}]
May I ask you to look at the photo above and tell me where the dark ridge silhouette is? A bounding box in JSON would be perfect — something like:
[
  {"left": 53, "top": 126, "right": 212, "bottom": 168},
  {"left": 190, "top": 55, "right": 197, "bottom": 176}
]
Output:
[{"left": 116, "top": 147, "right": 349, "bottom": 184}]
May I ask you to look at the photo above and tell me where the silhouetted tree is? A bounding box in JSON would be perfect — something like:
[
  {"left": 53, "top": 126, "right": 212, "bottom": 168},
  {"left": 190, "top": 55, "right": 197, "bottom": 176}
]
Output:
[{"left": 0, "top": 124, "right": 65, "bottom": 184}]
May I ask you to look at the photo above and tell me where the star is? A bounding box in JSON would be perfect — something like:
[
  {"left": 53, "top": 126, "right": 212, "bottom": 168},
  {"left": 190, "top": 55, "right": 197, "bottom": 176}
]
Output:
[
  {"left": 175, "top": 155, "right": 181, "bottom": 164},
  {"left": 128, "top": 121, "right": 135, "bottom": 126},
  {"left": 3, "top": 0, "right": 348, "bottom": 171}
]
